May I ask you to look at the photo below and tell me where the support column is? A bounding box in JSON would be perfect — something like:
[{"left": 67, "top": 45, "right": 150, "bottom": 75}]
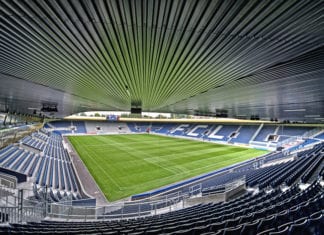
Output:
[
  {"left": 18, "top": 189, "right": 23, "bottom": 223},
  {"left": 2, "top": 113, "right": 8, "bottom": 126}
]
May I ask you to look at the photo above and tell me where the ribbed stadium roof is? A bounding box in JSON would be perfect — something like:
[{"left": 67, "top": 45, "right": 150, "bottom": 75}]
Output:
[{"left": 0, "top": 0, "right": 323, "bottom": 121}]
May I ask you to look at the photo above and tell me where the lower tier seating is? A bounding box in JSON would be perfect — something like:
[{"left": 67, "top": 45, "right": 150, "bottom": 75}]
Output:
[{"left": 1, "top": 179, "right": 322, "bottom": 234}]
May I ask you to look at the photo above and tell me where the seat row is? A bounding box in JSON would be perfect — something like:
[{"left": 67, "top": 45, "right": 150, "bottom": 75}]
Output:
[{"left": 1, "top": 179, "right": 322, "bottom": 234}]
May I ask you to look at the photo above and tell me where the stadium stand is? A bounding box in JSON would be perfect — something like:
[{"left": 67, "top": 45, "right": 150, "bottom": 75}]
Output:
[
  {"left": 315, "top": 132, "right": 324, "bottom": 140},
  {"left": 0, "top": 130, "right": 86, "bottom": 204},
  {"left": 254, "top": 125, "right": 278, "bottom": 142},
  {"left": 131, "top": 142, "right": 323, "bottom": 199},
  {"left": 0, "top": 168, "right": 322, "bottom": 234},
  {"left": 1, "top": 0, "right": 323, "bottom": 233},
  {"left": 231, "top": 125, "right": 260, "bottom": 144},
  {"left": 151, "top": 123, "right": 175, "bottom": 134},
  {"left": 208, "top": 125, "right": 239, "bottom": 142},
  {"left": 0, "top": 124, "right": 322, "bottom": 234},
  {"left": 129, "top": 123, "right": 318, "bottom": 152},
  {"left": 45, "top": 121, "right": 86, "bottom": 135},
  {"left": 85, "top": 121, "right": 130, "bottom": 134},
  {"left": 44, "top": 121, "right": 320, "bottom": 152}
]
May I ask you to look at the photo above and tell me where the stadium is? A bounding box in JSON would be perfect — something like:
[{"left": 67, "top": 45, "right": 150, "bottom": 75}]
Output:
[{"left": 0, "top": 0, "right": 323, "bottom": 234}]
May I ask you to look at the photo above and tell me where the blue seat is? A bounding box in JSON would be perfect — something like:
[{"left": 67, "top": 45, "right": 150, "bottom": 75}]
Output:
[
  {"left": 288, "top": 218, "right": 308, "bottom": 235},
  {"left": 145, "top": 228, "right": 163, "bottom": 234},
  {"left": 222, "top": 212, "right": 234, "bottom": 221},
  {"left": 201, "top": 231, "right": 222, "bottom": 235},
  {"left": 240, "top": 220, "right": 260, "bottom": 235},
  {"left": 257, "top": 215, "right": 276, "bottom": 233},
  {"left": 318, "top": 194, "right": 324, "bottom": 208},
  {"left": 257, "top": 228, "right": 276, "bottom": 235},
  {"left": 287, "top": 207, "right": 300, "bottom": 222},
  {"left": 225, "top": 217, "right": 240, "bottom": 228},
  {"left": 209, "top": 220, "right": 226, "bottom": 232},
  {"left": 303, "top": 216, "right": 324, "bottom": 235},
  {"left": 222, "top": 225, "right": 242, "bottom": 235},
  {"left": 128, "top": 231, "right": 145, "bottom": 235},
  {"left": 269, "top": 226, "right": 289, "bottom": 235},
  {"left": 299, "top": 202, "right": 311, "bottom": 217},
  {"left": 275, "top": 210, "right": 290, "bottom": 227},
  {"left": 309, "top": 211, "right": 322, "bottom": 220},
  {"left": 191, "top": 225, "right": 210, "bottom": 234},
  {"left": 171, "top": 228, "right": 192, "bottom": 235},
  {"left": 239, "top": 213, "right": 253, "bottom": 224},
  {"left": 253, "top": 209, "right": 267, "bottom": 220}
]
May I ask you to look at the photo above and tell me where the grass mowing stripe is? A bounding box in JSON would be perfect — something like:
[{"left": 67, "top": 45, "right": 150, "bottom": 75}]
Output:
[
  {"left": 68, "top": 134, "right": 268, "bottom": 201},
  {"left": 71, "top": 137, "right": 122, "bottom": 189},
  {"left": 101, "top": 136, "right": 178, "bottom": 175}
]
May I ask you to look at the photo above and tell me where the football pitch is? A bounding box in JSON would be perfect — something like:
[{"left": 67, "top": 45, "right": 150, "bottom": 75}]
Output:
[{"left": 68, "top": 134, "right": 268, "bottom": 201}]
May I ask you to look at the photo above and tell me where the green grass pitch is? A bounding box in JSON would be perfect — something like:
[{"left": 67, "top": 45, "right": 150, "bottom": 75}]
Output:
[{"left": 68, "top": 134, "right": 268, "bottom": 201}]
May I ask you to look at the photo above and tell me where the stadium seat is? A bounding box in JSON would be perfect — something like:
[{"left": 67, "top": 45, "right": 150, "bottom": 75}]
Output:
[
  {"left": 225, "top": 217, "right": 240, "bottom": 228},
  {"left": 269, "top": 226, "right": 289, "bottom": 234},
  {"left": 256, "top": 228, "right": 276, "bottom": 235},
  {"left": 221, "top": 224, "right": 242, "bottom": 235},
  {"left": 239, "top": 213, "right": 254, "bottom": 224},
  {"left": 288, "top": 218, "right": 308, "bottom": 235},
  {"left": 240, "top": 220, "right": 260, "bottom": 235},
  {"left": 303, "top": 216, "right": 324, "bottom": 235},
  {"left": 309, "top": 210, "right": 321, "bottom": 219},
  {"left": 257, "top": 215, "right": 276, "bottom": 233},
  {"left": 209, "top": 221, "right": 227, "bottom": 232}
]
